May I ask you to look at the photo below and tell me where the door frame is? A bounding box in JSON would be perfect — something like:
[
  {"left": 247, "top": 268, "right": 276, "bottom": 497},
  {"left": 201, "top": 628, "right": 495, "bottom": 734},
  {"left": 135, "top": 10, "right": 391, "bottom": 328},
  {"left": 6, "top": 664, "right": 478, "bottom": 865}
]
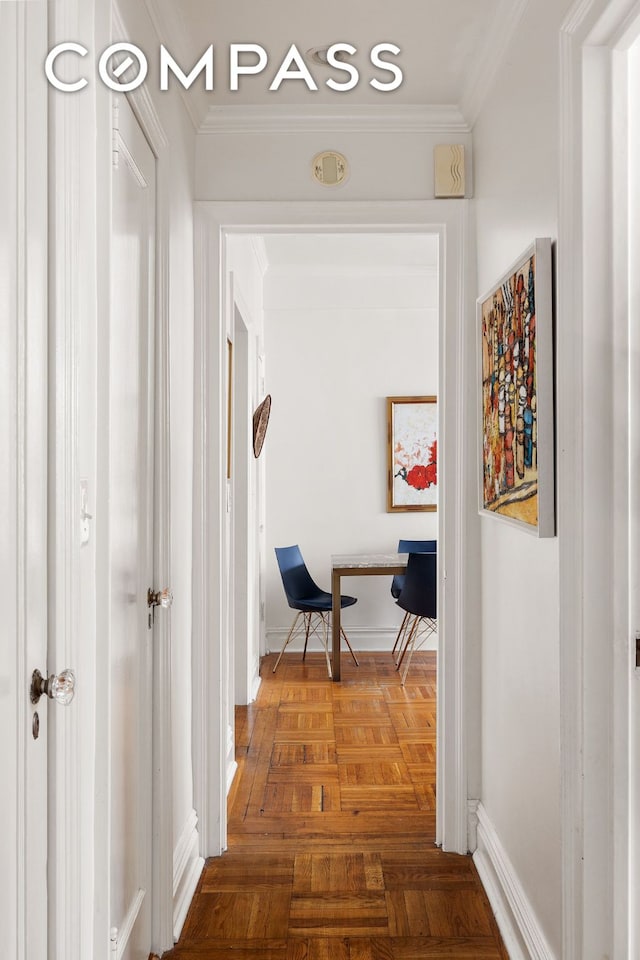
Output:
[
  {"left": 230, "top": 285, "right": 262, "bottom": 707},
  {"left": 558, "top": 0, "right": 640, "bottom": 955},
  {"left": 2, "top": 2, "right": 49, "bottom": 956},
  {"left": 48, "top": 1, "right": 175, "bottom": 956},
  {"left": 192, "top": 199, "right": 479, "bottom": 858}
]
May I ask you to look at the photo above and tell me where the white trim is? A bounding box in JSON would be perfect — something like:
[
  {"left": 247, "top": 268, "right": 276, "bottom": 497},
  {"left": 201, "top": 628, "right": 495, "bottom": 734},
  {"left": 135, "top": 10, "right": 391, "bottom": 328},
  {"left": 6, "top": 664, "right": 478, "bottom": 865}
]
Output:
[
  {"left": 437, "top": 197, "right": 476, "bottom": 854},
  {"left": 124, "top": 81, "right": 169, "bottom": 155},
  {"left": 112, "top": 3, "right": 169, "bottom": 155},
  {"left": 113, "top": 127, "right": 149, "bottom": 187},
  {"left": 172, "top": 809, "right": 198, "bottom": 895},
  {"left": 230, "top": 274, "right": 261, "bottom": 707},
  {"left": 474, "top": 804, "right": 556, "bottom": 960},
  {"left": 558, "top": 1, "right": 640, "bottom": 957},
  {"left": 192, "top": 211, "right": 227, "bottom": 858},
  {"left": 172, "top": 809, "right": 204, "bottom": 942},
  {"left": 467, "top": 798, "right": 480, "bottom": 852},
  {"left": 192, "top": 199, "right": 476, "bottom": 858},
  {"left": 198, "top": 103, "right": 470, "bottom": 135},
  {"left": 173, "top": 856, "right": 204, "bottom": 943},
  {"left": 150, "top": 124, "right": 175, "bottom": 956},
  {"left": 557, "top": 16, "right": 585, "bottom": 960},
  {"left": 48, "top": 1, "right": 96, "bottom": 958},
  {"left": 226, "top": 723, "right": 237, "bottom": 791},
  {"left": 5, "top": 4, "right": 49, "bottom": 957},
  {"left": 142, "top": 0, "right": 202, "bottom": 131},
  {"left": 459, "top": 0, "right": 530, "bottom": 126},
  {"left": 111, "top": 889, "right": 146, "bottom": 960},
  {"left": 250, "top": 672, "right": 261, "bottom": 702}
]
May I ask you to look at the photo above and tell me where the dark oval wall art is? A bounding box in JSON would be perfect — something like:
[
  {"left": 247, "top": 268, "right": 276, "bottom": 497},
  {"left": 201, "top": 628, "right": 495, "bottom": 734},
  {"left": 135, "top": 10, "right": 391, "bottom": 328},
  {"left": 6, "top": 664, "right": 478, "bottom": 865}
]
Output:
[{"left": 252, "top": 394, "right": 271, "bottom": 458}]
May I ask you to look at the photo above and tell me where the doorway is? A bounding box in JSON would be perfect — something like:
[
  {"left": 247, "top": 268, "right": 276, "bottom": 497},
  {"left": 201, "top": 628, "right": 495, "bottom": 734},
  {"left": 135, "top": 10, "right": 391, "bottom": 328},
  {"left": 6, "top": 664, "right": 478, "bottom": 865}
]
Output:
[
  {"left": 192, "top": 200, "right": 480, "bottom": 864},
  {"left": 558, "top": 2, "right": 640, "bottom": 954}
]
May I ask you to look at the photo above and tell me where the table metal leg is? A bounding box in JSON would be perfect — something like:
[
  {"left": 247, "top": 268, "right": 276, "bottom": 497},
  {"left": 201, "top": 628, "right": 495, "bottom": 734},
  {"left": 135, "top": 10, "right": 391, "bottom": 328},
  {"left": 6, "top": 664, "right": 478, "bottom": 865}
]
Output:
[{"left": 331, "top": 569, "right": 341, "bottom": 681}]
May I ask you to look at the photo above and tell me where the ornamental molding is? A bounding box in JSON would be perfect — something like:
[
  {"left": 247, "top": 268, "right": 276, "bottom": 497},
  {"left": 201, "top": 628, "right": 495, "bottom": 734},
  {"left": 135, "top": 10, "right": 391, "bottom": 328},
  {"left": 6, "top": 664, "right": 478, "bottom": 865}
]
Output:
[
  {"left": 459, "top": 0, "right": 530, "bottom": 126},
  {"left": 198, "top": 103, "right": 471, "bottom": 136}
]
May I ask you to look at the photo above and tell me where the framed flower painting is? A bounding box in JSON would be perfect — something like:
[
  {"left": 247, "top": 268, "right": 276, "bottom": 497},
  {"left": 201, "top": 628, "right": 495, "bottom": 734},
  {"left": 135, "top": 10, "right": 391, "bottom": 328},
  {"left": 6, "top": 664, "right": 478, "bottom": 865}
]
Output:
[{"left": 387, "top": 396, "right": 437, "bottom": 512}]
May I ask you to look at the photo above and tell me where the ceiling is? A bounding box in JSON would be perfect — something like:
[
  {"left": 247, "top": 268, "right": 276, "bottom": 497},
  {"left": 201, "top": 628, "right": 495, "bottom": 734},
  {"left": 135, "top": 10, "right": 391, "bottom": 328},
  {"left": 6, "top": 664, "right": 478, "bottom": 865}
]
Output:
[
  {"left": 161, "top": 2, "right": 505, "bottom": 273},
  {"left": 170, "top": 0, "right": 502, "bottom": 112}
]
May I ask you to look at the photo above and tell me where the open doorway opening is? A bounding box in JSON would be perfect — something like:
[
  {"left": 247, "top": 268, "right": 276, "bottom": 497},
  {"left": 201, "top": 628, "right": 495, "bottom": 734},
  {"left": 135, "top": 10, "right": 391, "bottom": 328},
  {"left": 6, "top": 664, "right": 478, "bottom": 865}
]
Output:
[
  {"left": 226, "top": 232, "right": 440, "bottom": 708},
  {"left": 226, "top": 231, "right": 441, "bottom": 845},
  {"left": 192, "top": 200, "right": 477, "bottom": 864}
]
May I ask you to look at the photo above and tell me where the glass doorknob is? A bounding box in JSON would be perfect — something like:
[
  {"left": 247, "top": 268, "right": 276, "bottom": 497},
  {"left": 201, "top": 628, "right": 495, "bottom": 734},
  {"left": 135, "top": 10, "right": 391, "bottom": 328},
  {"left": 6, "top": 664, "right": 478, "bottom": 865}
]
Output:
[
  {"left": 147, "top": 587, "right": 173, "bottom": 609},
  {"left": 30, "top": 668, "right": 76, "bottom": 706},
  {"left": 158, "top": 588, "right": 173, "bottom": 609}
]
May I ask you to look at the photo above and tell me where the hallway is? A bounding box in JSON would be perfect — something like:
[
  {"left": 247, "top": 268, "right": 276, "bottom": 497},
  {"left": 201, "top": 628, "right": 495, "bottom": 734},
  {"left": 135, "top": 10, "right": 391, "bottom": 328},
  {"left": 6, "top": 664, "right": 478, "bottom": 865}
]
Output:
[{"left": 166, "top": 652, "right": 507, "bottom": 959}]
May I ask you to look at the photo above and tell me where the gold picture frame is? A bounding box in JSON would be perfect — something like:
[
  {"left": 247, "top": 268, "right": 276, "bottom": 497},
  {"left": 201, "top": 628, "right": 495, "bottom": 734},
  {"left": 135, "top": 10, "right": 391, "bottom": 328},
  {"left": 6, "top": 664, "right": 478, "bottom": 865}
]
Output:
[{"left": 386, "top": 396, "right": 438, "bottom": 513}]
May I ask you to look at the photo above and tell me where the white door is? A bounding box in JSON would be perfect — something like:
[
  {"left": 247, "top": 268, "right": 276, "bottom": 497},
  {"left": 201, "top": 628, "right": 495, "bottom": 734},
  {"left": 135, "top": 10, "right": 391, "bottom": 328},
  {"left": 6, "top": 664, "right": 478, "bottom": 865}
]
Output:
[
  {"left": 631, "top": 252, "right": 640, "bottom": 960},
  {"left": 627, "top": 37, "right": 640, "bottom": 957},
  {"left": 0, "top": 2, "right": 49, "bottom": 956},
  {"left": 108, "top": 95, "right": 156, "bottom": 960},
  {"left": 631, "top": 59, "right": 640, "bottom": 954}
]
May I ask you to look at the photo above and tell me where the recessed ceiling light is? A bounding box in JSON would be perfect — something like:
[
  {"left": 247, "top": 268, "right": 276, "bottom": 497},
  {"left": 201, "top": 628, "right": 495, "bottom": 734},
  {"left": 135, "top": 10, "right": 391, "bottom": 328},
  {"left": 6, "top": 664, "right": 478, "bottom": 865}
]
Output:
[{"left": 307, "top": 45, "right": 349, "bottom": 65}]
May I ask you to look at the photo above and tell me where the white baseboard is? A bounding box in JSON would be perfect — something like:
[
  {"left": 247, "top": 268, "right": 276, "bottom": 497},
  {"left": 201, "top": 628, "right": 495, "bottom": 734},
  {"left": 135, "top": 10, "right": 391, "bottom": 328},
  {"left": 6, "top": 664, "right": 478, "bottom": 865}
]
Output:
[
  {"left": 111, "top": 888, "right": 145, "bottom": 960},
  {"left": 266, "top": 624, "right": 438, "bottom": 654},
  {"left": 173, "top": 809, "right": 204, "bottom": 942},
  {"left": 473, "top": 803, "right": 557, "bottom": 960},
  {"left": 226, "top": 722, "right": 238, "bottom": 794},
  {"left": 250, "top": 669, "right": 261, "bottom": 702}
]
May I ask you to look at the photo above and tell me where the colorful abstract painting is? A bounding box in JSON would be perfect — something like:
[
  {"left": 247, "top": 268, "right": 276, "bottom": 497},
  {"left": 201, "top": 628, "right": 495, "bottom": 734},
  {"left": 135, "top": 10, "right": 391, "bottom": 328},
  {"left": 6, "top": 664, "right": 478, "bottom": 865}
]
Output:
[
  {"left": 478, "top": 238, "right": 555, "bottom": 536},
  {"left": 387, "top": 396, "right": 437, "bottom": 512}
]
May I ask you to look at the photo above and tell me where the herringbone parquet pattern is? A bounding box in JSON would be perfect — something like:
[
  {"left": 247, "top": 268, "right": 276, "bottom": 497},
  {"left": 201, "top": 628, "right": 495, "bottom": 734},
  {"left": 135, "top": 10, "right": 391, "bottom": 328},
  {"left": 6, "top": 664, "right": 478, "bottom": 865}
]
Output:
[{"left": 164, "top": 651, "right": 507, "bottom": 959}]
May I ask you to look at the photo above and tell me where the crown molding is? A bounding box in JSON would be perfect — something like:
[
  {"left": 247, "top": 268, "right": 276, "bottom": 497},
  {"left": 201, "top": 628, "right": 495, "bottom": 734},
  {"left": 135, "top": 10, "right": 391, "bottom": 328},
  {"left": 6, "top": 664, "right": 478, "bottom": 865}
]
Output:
[
  {"left": 111, "top": 2, "right": 169, "bottom": 153},
  {"left": 142, "top": 0, "right": 207, "bottom": 131},
  {"left": 459, "top": 0, "right": 530, "bottom": 127},
  {"left": 198, "top": 103, "right": 471, "bottom": 136}
]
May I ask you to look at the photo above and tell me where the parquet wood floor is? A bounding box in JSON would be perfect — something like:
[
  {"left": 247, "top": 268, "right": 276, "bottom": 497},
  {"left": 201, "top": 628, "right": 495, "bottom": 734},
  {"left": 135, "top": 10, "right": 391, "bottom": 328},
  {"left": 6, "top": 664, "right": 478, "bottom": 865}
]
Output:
[{"left": 164, "top": 652, "right": 508, "bottom": 960}]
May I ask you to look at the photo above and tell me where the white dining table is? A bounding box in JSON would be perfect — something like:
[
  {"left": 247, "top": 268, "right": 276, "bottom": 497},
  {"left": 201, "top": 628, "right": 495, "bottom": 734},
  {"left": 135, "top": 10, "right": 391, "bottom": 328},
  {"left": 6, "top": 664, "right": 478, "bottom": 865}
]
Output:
[{"left": 330, "top": 553, "right": 408, "bottom": 681}]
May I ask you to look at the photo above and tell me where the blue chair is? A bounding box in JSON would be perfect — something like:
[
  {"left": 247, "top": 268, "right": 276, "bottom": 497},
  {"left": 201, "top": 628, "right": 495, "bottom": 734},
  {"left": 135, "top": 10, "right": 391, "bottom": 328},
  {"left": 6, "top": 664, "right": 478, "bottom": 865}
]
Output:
[
  {"left": 395, "top": 552, "right": 437, "bottom": 684},
  {"left": 273, "top": 545, "right": 359, "bottom": 677},
  {"left": 391, "top": 539, "right": 437, "bottom": 656}
]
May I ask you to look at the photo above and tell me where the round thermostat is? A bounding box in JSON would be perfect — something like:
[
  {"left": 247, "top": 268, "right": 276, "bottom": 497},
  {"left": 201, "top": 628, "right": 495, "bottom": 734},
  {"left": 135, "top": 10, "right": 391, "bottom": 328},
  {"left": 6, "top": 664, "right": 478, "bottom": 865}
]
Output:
[{"left": 312, "top": 150, "right": 348, "bottom": 187}]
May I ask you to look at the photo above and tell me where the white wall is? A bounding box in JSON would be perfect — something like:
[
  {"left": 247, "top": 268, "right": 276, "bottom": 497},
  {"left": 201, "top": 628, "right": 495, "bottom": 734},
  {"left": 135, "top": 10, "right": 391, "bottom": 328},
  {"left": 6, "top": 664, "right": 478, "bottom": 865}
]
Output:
[
  {"left": 263, "top": 241, "right": 438, "bottom": 651},
  {"left": 472, "top": 0, "right": 574, "bottom": 955},
  {"left": 196, "top": 111, "right": 472, "bottom": 201},
  {"left": 226, "top": 236, "right": 266, "bottom": 710}
]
